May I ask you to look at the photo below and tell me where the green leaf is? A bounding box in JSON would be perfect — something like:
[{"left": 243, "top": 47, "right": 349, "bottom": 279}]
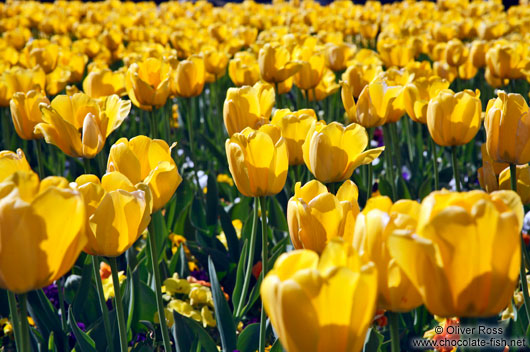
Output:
[
  {"left": 270, "top": 339, "right": 284, "bottom": 352},
  {"left": 418, "top": 178, "right": 432, "bottom": 201},
  {"left": 241, "top": 276, "right": 262, "bottom": 316},
  {"left": 171, "top": 310, "right": 193, "bottom": 352},
  {"left": 190, "top": 197, "right": 209, "bottom": 233},
  {"left": 231, "top": 239, "right": 249, "bottom": 311},
  {"left": 397, "top": 177, "right": 412, "bottom": 200},
  {"left": 152, "top": 211, "right": 169, "bottom": 259},
  {"left": 219, "top": 205, "right": 240, "bottom": 261},
  {"left": 26, "top": 289, "right": 66, "bottom": 350},
  {"left": 48, "top": 331, "right": 58, "bottom": 352},
  {"left": 363, "top": 328, "right": 383, "bottom": 352},
  {"left": 180, "top": 313, "right": 219, "bottom": 352},
  {"left": 68, "top": 307, "right": 96, "bottom": 352},
  {"left": 206, "top": 172, "right": 219, "bottom": 226},
  {"left": 268, "top": 196, "right": 288, "bottom": 231},
  {"left": 237, "top": 323, "right": 260, "bottom": 352},
  {"left": 208, "top": 257, "right": 237, "bottom": 352}
]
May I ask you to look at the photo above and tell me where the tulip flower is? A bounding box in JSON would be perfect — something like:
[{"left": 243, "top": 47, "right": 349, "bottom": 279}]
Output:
[
  {"left": 225, "top": 124, "right": 288, "bottom": 197},
  {"left": 353, "top": 197, "right": 422, "bottom": 312},
  {"left": 107, "top": 135, "right": 182, "bottom": 211},
  {"left": 302, "top": 121, "right": 384, "bottom": 183},
  {"left": 470, "top": 40, "right": 488, "bottom": 68},
  {"left": 377, "top": 37, "right": 416, "bottom": 68},
  {"left": 444, "top": 39, "right": 469, "bottom": 67},
  {"left": 287, "top": 180, "right": 359, "bottom": 253},
  {"left": 10, "top": 90, "right": 49, "bottom": 140},
  {"left": 341, "top": 63, "right": 383, "bottom": 99},
  {"left": 19, "top": 40, "right": 60, "bottom": 74},
  {"left": 477, "top": 144, "right": 509, "bottom": 193},
  {"left": 171, "top": 55, "right": 206, "bottom": 98},
  {"left": 261, "top": 238, "right": 377, "bottom": 352},
  {"left": 0, "top": 170, "right": 86, "bottom": 293},
  {"left": 203, "top": 49, "right": 230, "bottom": 79},
  {"left": 4, "top": 66, "right": 46, "bottom": 95},
  {"left": 83, "top": 68, "right": 126, "bottom": 99},
  {"left": 258, "top": 43, "right": 302, "bottom": 84},
  {"left": 498, "top": 165, "right": 530, "bottom": 205},
  {"left": 223, "top": 82, "right": 275, "bottom": 136},
  {"left": 306, "top": 69, "right": 339, "bottom": 102},
  {"left": 35, "top": 93, "right": 131, "bottom": 158},
  {"left": 292, "top": 46, "right": 325, "bottom": 91},
  {"left": 388, "top": 190, "right": 522, "bottom": 317},
  {"left": 125, "top": 57, "right": 171, "bottom": 111},
  {"left": 270, "top": 108, "right": 316, "bottom": 165},
  {"left": 484, "top": 91, "right": 530, "bottom": 165},
  {"left": 426, "top": 89, "right": 482, "bottom": 147},
  {"left": 433, "top": 61, "right": 457, "bottom": 83},
  {"left": 486, "top": 44, "right": 525, "bottom": 80},
  {"left": 0, "top": 149, "right": 32, "bottom": 182},
  {"left": 403, "top": 76, "right": 450, "bottom": 124},
  {"left": 324, "top": 42, "right": 356, "bottom": 72},
  {"left": 354, "top": 79, "right": 405, "bottom": 127},
  {"left": 228, "top": 52, "right": 260, "bottom": 87},
  {"left": 74, "top": 172, "right": 151, "bottom": 257}
]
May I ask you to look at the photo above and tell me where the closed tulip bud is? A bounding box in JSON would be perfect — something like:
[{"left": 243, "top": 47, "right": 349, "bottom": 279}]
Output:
[
  {"left": 324, "top": 42, "right": 356, "bottom": 72},
  {"left": 100, "top": 28, "right": 123, "bottom": 51},
  {"left": 293, "top": 55, "right": 325, "bottom": 91},
  {"left": 83, "top": 69, "right": 126, "bottom": 99},
  {"left": 355, "top": 80, "right": 405, "bottom": 127},
  {"left": 353, "top": 198, "right": 423, "bottom": 312},
  {"left": 45, "top": 66, "right": 70, "bottom": 96},
  {"left": 228, "top": 52, "right": 260, "bottom": 87},
  {"left": 484, "top": 66, "right": 508, "bottom": 88},
  {"left": 426, "top": 89, "right": 482, "bottom": 147},
  {"left": 74, "top": 172, "right": 151, "bottom": 257},
  {"left": 340, "top": 81, "right": 357, "bottom": 123},
  {"left": 498, "top": 165, "right": 530, "bottom": 204},
  {"left": 470, "top": 40, "right": 488, "bottom": 68},
  {"left": 10, "top": 90, "right": 49, "bottom": 140},
  {"left": 258, "top": 43, "right": 302, "bottom": 84},
  {"left": 302, "top": 121, "right": 384, "bottom": 183},
  {"left": 171, "top": 55, "right": 206, "bottom": 98},
  {"left": 4, "top": 67, "right": 46, "bottom": 95},
  {"left": 223, "top": 82, "right": 275, "bottom": 136},
  {"left": 484, "top": 91, "right": 530, "bottom": 164},
  {"left": 288, "top": 180, "right": 359, "bottom": 253},
  {"left": 388, "top": 190, "right": 522, "bottom": 317},
  {"left": 20, "top": 40, "right": 60, "bottom": 74},
  {"left": 341, "top": 63, "right": 382, "bottom": 98},
  {"left": 403, "top": 76, "right": 450, "bottom": 124},
  {"left": 225, "top": 124, "right": 288, "bottom": 197},
  {"left": 444, "top": 39, "right": 469, "bottom": 67},
  {"left": 486, "top": 44, "right": 524, "bottom": 80},
  {"left": 203, "top": 49, "right": 230, "bottom": 78},
  {"left": 477, "top": 144, "right": 509, "bottom": 193},
  {"left": 0, "top": 171, "right": 86, "bottom": 293},
  {"left": 125, "top": 57, "right": 170, "bottom": 111},
  {"left": 0, "top": 149, "right": 32, "bottom": 182},
  {"left": 306, "top": 69, "right": 339, "bottom": 102},
  {"left": 107, "top": 136, "right": 182, "bottom": 211},
  {"left": 36, "top": 93, "right": 131, "bottom": 158},
  {"left": 457, "top": 56, "right": 478, "bottom": 80},
  {"left": 433, "top": 61, "right": 458, "bottom": 83},
  {"left": 377, "top": 38, "right": 416, "bottom": 68},
  {"left": 272, "top": 108, "right": 317, "bottom": 165},
  {"left": 261, "top": 239, "right": 377, "bottom": 352}
]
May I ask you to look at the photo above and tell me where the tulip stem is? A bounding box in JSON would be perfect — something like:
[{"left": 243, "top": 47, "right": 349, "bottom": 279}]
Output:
[
  {"left": 275, "top": 83, "right": 281, "bottom": 109},
  {"left": 92, "top": 256, "right": 114, "bottom": 352},
  {"left": 366, "top": 128, "right": 374, "bottom": 201},
  {"left": 147, "top": 220, "right": 173, "bottom": 352},
  {"left": 83, "top": 158, "right": 92, "bottom": 174},
  {"left": 33, "top": 139, "right": 44, "bottom": 178},
  {"left": 382, "top": 125, "right": 397, "bottom": 201},
  {"left": 259, "top": 196, "right": 269, "bottom": 352},
  {"left": 109, "top": 257, "right": 128, "bottom": 352},
  {"left": 150, "top": 109, "right": 158, "bottom": 139},
  {"left": 430, "top": 138, "right": 439, "bottom": 190},
  {"left": 388, "top": 311, "right": 400, "bottom": 352},
  {"left": 235, "top": 197, "right": 259, "bottom": 318},
  {"left": 7, "top": 291, "right": 22, "bottom": 350},
  {"left": 451, "top": 146, "right": 461, "bottom": 191},
  {"left": 18, "top": 293, "right": 31, "bottom": 352},
  {"left": 510, "top": 163, "right": 530, "bottom": 324},
  {"left": 402, "top": 117, "right": 414, "bottom": 162}
]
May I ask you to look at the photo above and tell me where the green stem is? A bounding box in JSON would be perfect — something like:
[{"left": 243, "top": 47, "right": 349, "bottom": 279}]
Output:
[
  {"left": 366, "top": 128, "right": 374, "bottom": 201},
  {"left": 33, "top": 139, "right": 44, "bottom": 178},
  {"left": 430, "top": 138, "right": 439, "bottom": 190},
  {"left": 234, "top": 198, "right": 260, "bottom": 318},
  {"left": 18, "top": 293, "right": 31, "bottom": 352},
  {"left": 109, "top": 257, "right": 128, "bottom": 352},
  {"left": 150, "top": 109, "right": 158, "bottom": 139},
  {"left": 511, "top": 164, "right": 530, "bottom": 324},
  {"left": 7, "top": 291, "right": 22, "bottom": 350},
  {"left": 259, "top": 196, "right": 269, "bottom": 352},
  {"left": 451, "top": 146, "right": 461, "bottom": 191},
  {"left": 275, "top": 83, "right": 281, "bottom": 109},
  {"left": 183, "top": 97, "right": 204, "bottom": 198},
  {"left": 388, "top": 311, "right": 400, "bottom": 352},
  {"left": 389, "top": 123, "right": 402, "bottom": 174},
  {"left": 2, "top": 107, "right": 10, "bottom": 150},
  {"left": 56, "top": 279, "right": 68, "bottom": 332},
  {"left": 92, "top": 256, "right": 113, "bottom": 351},
  {"left": 402, "top": 117, "right": 414, "bottom": 162},
  {"left": 83, "top": 158, "right": 92, "bottom": 175},
  {"left": 382, "top": 125, "right": 397, "bottom": 201},
  {"left": 147, "top": 219, "right": 172, "bottom": 352}
]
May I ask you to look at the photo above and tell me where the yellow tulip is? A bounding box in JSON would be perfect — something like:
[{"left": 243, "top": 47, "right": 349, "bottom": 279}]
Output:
[
  {"left": 306, "top": 69, "right": 339, "bottom": 102},
  {"left": 353, "top": 198, "right": 422, "bottom": 312},
  {"left": 433, "top": 61, "right": 458, "bottom": 84},
  {"left": 258, "top": 43, "right": 302, "bottom": 84},
  {"left": 203, "top": 49, "right": 230, "bottom": 78},
  {"left": 470, "top": 40, "right": 488, "bottom": 68},
  {"left": 271, "top": 108, "right": 317, "bottom": 165},
  {"left": 171, "top": 55, "right": 206, "bottom": 98},
  {"left": 292, "top": 46, "right": 325, "bottom": 91},
  {"left": 355, "top": 79, "right": 405, "bottom": 127},
  {"left": 324, "top": 42, "right": 356, "bottom": 72},
  {"left": 10, "top": 90, "right": 49, "bottom": 140},
  {"left": 486, "top": 44, "right": 524, "bottom": 80},
  {"left": 83, "top": 69, "right": 126, "bottom": 99},
  {"left": 223, "top": 81, "right": 275, "bottom": 136},
  {"left": 225, "top": 124, "right": 288, "bottom": 197},
  {"left": 19, "top": 40, "right": 60, "bottom": 74},
  {"left": 302, "top": 121, "right": 384, "bottom": 183},
  {"left": 477, "top": 144, "right": 509, "bottom": 193},
  {"left": 0, "top": 149, "right": 32, "bottom": 182},
  {"left": 125, "top": 57, "right": 171, "bottom": 111},
  {"left": 426, "top": 89, "right": 482, "bottom": 147},
  {"left": 4, "top": 66, "right": 46, "bottom": 95},
  {"left": 498, "top": 165, "right": 530, "bottom": 204},
  {"left": 35, "top": 93, "right": 131, "bottom": 158},
  {"left": 287, "top": 180, "right": 359, "bottom": 253},
  {"left": 457, "top": 56, "right": 478, "bottom": 80},
  {"left": 388, "top": 190, "right": 522, "bottom": 317},
  {"left": 107, "top": 135, "right": 182, "bottom": 211},
  {"left": 74, "top": 172, "right": 151, "bottom": 257},
  {"left": 0, "top": 171, "right": 86, "bottom": 293},
  {"left": 228, "top": 52, "right": 260, "bottom": 87},
  {"left": 45, "top": 66, "right": 70, "bottom": 96},
  {"left": 341, "top": 63, "right": 382, "bottom": 99},
  {"left": 403, "top": 76, "right": 450, "bottom": 124},
  {"left": 484, "top": 91, "right": 530, "bottom": 164},
  {"left": 261, "top": 239, "right": 377, "bottom": 352},
  {"left": 377, "top": 38, "right": 416, "bottom": 68},
  {"left": 444, "top": 39, "right": 469, "bottom": 67}
]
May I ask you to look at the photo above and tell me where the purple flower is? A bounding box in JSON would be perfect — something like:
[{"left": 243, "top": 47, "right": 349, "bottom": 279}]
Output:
[
  {"left": 43, "top": 283, "right": 60, "bottom": 310},
  {"left": 373, "top": 127, "right": 384, "bottom": 147},
  {"left": 189, "top": 269, "right": 208, "bottom": 282}
]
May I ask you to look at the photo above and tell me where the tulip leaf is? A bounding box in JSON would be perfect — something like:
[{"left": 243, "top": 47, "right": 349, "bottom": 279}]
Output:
[
  {"left": 418, "top": 179, "right": 432, "bottom": 201},
  {"left": 72, "top": 256, "right": 100, "bottom": 323},
  {"left": 48, "top": 331, "right": 58, "bottom": 352},
  {"left": 269, "top": 339, "right": 284, "bottom": 352},
  {"left": 199, "top": 131, "right": 226, "bottom": 161},
  {"left": 230, "top": 197, "right": 253, "bottom": 222},
  {"left": 206, "top": 172, "right": 219, "bottom": 226},
  {"left": 241, "top": 275, "right": 262, "bottom": 316},
  {"left": 68, "top": 307, "right": 97, "bottom": 352},
  {"left": 231, "top": 239, "right": 249, "bottom": 312},
  {"left": 268, "top": 196, "right": 288, "bottom": 232},
  {"left": 363, "top": 327, "right": 383, "bottom": 352},
  {"left": 152, "top": 211, "right": 169, "bottom": 259},
  {"left": 175, "top": 310, "right": 219, "bottom": 352},
  {"left": 26, "top": 289, "right": 66, "bottom": 351},
  {"left": 237, "top": 323, "right": 260, "bottom": 352},
  {"left": 219, "top": 205, "right": 240, "bottom": 261},
  {"left": 190, "top": 197, "right": 209, "bottom": 233},
  {"left": 208, "top": 257, "right": 237, "bottom": 351},
  {"left": 397, "top": 177, "right": 412, "bottom": 199},
  {"left": 171, "top": 310, "right": 193, "bottom": 352}
]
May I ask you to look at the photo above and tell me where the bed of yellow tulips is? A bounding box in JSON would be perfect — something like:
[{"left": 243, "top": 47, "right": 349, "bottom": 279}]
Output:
[{"left": 2, "top": 0, "right": 530, "bottom": 351}]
